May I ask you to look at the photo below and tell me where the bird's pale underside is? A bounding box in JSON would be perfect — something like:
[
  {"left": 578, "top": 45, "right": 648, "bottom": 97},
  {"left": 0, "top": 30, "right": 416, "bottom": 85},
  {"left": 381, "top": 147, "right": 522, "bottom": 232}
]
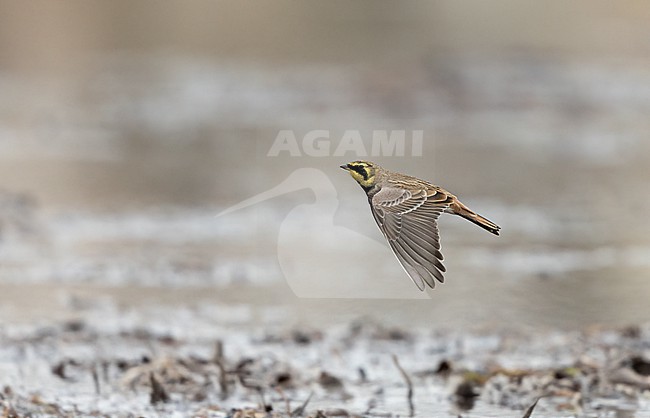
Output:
[{"left": 341, "top": 161, "right": 500, "bottom": 291}]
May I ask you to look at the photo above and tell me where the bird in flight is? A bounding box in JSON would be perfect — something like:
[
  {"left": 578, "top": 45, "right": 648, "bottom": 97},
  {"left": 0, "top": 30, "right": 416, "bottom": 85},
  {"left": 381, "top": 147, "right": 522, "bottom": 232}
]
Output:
[{"left": 340, "top": 161, "right": 500, "bottom": 290}]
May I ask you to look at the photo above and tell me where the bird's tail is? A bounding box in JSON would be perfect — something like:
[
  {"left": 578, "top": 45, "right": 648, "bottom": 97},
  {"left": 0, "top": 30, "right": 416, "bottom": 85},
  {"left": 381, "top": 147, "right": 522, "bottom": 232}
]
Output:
[{"left": 449, "top": 200, "right": 500, "bottom": 236}]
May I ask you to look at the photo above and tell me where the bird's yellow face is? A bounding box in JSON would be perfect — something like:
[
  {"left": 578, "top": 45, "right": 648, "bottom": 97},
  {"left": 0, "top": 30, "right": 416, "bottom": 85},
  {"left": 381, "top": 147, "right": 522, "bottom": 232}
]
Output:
[{"left": 340, "top": 161, "right": 377, "bottom": 188}]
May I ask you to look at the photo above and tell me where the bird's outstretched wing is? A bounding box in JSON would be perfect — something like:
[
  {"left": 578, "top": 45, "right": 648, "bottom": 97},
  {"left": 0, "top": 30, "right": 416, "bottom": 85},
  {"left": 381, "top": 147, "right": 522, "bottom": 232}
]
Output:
[{"left": 370, "top": 186, "right": 453, "bottom": 290}]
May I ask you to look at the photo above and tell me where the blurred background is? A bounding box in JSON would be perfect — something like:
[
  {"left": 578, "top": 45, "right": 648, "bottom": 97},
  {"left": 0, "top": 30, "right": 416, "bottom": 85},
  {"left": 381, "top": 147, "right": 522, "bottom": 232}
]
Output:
[{"left": 1, "top": 0, "right": 650, "bottom": 331}]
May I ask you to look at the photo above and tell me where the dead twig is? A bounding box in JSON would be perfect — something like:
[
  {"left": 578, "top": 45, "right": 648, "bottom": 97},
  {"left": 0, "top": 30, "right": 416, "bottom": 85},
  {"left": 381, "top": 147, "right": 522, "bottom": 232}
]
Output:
[
  {"left": 213, "top": 340, "right": 230, "bottom": 400},
  {"left": 234, "top": 359, "right": 268, "bottom": 410},
  {"left": 521, "top": 397, "right": 539, "bottom": 418},
  {"left": 91, "top": 365, "right": 101, "bottom": 395},
  {"left": 236, "top": 373, "right": 267, "bottom": 409},
  {"left": 291, "top": 391, "right": 313, "bottom": 417},
  {"left": 149, "top": 373, "right": 170, "bottom": 405},
  {"left": 274, "top": 386, "right": 291, "bottom": 416},
  {"left": 392, "top": 354, "right": 414, "bottom": 417}
]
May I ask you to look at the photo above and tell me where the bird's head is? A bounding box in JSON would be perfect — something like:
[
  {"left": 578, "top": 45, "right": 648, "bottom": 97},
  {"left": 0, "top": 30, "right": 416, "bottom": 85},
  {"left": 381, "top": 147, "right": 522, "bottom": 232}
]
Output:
[{"left": 340, "top": 160, "right": 379, "bottom": 189}]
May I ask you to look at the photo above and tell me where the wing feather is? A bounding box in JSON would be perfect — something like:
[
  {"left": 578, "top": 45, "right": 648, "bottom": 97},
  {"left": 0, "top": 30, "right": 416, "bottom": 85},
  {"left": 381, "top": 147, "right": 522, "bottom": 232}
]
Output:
[{"left": 370, "top": 185, "right": 451, "bottom": 290}]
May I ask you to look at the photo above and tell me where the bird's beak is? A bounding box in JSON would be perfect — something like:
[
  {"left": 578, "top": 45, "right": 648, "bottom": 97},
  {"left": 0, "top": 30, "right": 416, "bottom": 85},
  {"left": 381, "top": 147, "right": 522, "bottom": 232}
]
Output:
[{"left": 339, "top": 164, "right": 350, "bottom": 171}]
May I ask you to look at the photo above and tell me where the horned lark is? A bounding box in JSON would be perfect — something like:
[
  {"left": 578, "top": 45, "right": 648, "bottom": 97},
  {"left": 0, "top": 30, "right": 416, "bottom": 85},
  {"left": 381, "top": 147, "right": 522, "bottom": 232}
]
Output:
[{"left": 340, "top": 161, "right": 500, "bottom": 290}]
